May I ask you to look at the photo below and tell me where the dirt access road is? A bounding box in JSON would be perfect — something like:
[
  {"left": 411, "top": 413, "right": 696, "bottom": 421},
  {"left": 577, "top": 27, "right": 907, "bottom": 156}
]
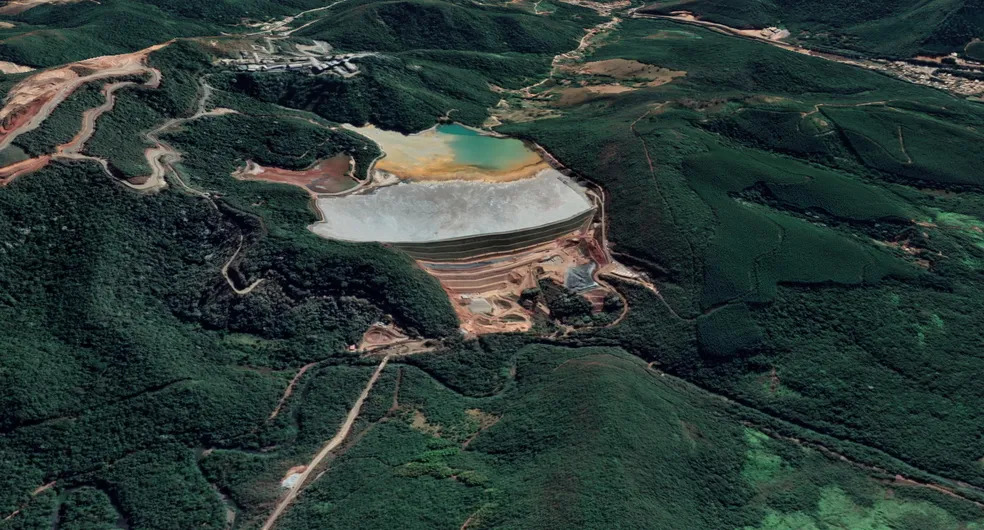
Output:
[
  {"left": 629, "top": 11, "right": 883, "bottom": 71},
  {"left": 0, "top": 42, "right": 166, "bottom": 152},
  {"left": 56, "top": 81, "right": 136, "bottom": 155},
  {"left": 221, "top": 234, "right": 265, "bottom": 295},
  {"left": 260, "top": 355, "right": 393, "bottom": 530},
  {"left": 134, "top": 78, "right": 239, "bottom": 192},
  {"left": 0, "top": 80, "right": 149, "bottom": 187}
]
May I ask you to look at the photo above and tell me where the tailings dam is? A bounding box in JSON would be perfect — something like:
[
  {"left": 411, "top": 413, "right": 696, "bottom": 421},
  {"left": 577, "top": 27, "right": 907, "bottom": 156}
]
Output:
[{"left": 304, "top": 123, "right": 610, "bottom": 334}]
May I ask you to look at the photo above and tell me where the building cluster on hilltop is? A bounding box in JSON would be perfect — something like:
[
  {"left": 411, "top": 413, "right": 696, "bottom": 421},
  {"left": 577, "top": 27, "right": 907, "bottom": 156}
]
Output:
[{"left": 218, "top": 52, "right": 361, "bottom": 77}]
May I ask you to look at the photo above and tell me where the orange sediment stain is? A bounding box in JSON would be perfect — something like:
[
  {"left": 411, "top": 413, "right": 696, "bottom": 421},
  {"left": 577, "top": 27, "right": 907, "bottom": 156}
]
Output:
[
  {"left": 232, "top": 155, "right": 357, "bottom": 196},
  {"left": 345, "top": 123, "right": 550, "bottom": 183}
]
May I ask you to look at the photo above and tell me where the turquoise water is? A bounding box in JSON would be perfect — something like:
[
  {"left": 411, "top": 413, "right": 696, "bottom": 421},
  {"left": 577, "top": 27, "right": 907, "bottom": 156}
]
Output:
[{"left": 439, "top": 124, "right": 539, "bottom": 170}]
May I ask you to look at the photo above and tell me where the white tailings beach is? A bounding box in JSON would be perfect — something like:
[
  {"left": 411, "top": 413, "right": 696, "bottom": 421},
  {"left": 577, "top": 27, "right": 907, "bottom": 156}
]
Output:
[{"left": 310, "top": 168, "right": 593, "bottom": 244}]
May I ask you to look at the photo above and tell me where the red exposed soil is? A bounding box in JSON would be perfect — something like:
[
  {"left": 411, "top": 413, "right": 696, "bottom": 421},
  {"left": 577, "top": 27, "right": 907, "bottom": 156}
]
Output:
[
  {"left": 0, "top": 99, "right": 46, "bottom": 141},
  {"left": 580, "top": 286, "right": 609, "bottom": 310},
  {"left": 0, "top": 43, "right": 168, "bottom": 184},
  {"left": 0, "top": 42, "right": 166, "bottom": 152},
  {"left": 232, "top": 155, "right": 357, "bottom": 196},
  {"left": 0, "top": 155, "right": 50, "bottom": 186},
  {"left": 0, "top": 0, "right": 80, "bottom": 14}
]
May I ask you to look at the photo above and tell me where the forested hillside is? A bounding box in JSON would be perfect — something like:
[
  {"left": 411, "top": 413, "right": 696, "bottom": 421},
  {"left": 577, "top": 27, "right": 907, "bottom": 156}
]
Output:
[
  {"left": 641, "top": 0, "right": 984, "bottom": 57},
  {"left": 3, "top": 0, "right": 984, "bottom": 528}
]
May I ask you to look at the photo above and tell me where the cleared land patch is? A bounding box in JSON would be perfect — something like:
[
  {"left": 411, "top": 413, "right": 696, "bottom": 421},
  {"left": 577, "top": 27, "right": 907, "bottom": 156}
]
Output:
[
  {"left": 0, "top": 42, "right": 165, "bottom": 152},
  {"left": 233, "top": 155, "right": 358, "bottom": 195},
  {"left": 556, "top": 83, "right": 639, "bottom": 106},
  {"left": 576, "top": 58, "right": 686, "bottom": 85},
  {"left": 0, "top": 61, "right": 33, "bottom": 74}
]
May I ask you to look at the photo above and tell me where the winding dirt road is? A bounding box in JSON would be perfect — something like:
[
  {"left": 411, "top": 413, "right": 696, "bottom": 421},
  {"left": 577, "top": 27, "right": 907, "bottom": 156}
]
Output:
[
  {"left": 56, "top": 81, "right": 136, "bottom": 155},
  {"left": 133, "top": 79, "right": 216, "bottom": 192},
  {"left": 221, "top": 234, "right": 265, "bottom": 295},
  {"left": 0, "top": 42, "right": 166, "bottom": 153}
]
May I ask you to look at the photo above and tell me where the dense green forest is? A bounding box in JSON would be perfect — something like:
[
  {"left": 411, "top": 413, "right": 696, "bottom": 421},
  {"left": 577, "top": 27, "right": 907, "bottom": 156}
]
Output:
[
  {"left": 501, "top": 13, "right": 984, "bottom": 503},
  {"left": 294, "top": 0, "right": 596, "bottom": 54},
  {"left": 0, "top": 0, "right": 327, "bottom": 67},
  {"left": 4, "top": 0, "right": 984, "bottom": 528}
]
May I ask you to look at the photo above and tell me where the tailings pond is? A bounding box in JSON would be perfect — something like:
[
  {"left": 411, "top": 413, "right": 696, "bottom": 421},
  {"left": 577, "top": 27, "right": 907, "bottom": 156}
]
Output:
[
  {"left": 312, "top": 124, "right": 595, "bottom": 249},
  {"left": 343, "top": 123, "right": 549, "bottom": 182}
]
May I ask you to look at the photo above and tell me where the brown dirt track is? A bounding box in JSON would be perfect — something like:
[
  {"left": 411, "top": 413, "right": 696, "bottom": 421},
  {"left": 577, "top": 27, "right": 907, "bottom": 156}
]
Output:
[
  {"left": 267, "top": 362, "right": 318, "bottom": 421},
  {"left": 359, "top": 323, "right": 410, "bottom": 351},
  {"left": 0, "top": 155, "right": 49, "bottom": 186},
  {"left": 261, "top": 355, "right": 393, "bottom": 530},
  {"left": 56, "top": 81, "right": 136, "bottom": 156}
]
